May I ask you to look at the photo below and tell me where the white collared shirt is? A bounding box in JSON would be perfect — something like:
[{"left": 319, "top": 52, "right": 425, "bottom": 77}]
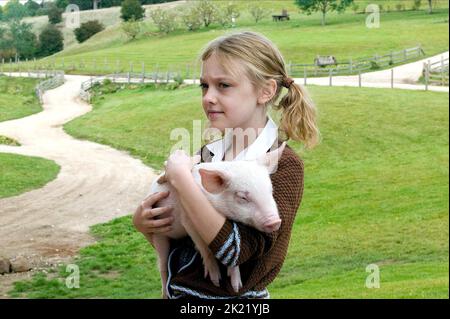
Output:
[{"left": 204, "top": 116, "right": 279, "bottom": 162}]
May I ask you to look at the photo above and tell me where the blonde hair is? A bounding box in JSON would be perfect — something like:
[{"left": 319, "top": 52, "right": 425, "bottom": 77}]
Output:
[{"left": 197, "top": 31, "right": 320, "bottom": 149}]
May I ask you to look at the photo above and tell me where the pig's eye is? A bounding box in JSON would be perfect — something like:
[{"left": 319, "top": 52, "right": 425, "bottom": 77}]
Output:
[{"left": 235, "top": 191, "right": 249, "bottom": 203}]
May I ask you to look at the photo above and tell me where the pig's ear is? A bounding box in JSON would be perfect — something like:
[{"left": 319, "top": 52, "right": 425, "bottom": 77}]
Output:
[
  {"left": 257, "top": 141, "right": 286, "bottom": 174},
  {"left": 198, "top": 169, "right": 230, "bottom": 194}
]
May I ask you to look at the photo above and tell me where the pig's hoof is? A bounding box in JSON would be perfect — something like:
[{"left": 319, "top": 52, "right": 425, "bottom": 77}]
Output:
[
  {"left": 204, "top": 260, "right": 221, "bottom": 287},
  {"left": 231, "top": 277, "right": 243, "bottom": 293}
]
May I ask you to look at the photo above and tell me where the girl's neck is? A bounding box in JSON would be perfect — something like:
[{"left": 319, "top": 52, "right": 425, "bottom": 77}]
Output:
[{"left": 224, "top": 114, "right": 268, "bottom": 161}]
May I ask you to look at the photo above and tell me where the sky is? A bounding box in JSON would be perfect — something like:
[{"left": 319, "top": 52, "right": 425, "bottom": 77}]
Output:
[{"left": 0, "top": 0, "right": 46, "bottom": 7}]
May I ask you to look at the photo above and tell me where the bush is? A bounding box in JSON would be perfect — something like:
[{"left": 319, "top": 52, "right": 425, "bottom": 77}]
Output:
[
  {"left": 179, "top": 6, "right": 202, "bottom": 31},
  {"left": 47, "top": 4, "right": 63, "bottom": 24},
  {"left": 149, "top": 8, "right": 178, "bottom": 34},
  {"left": 38, "top": 24, "right": 64, "bottom": 57},
  {"left": 74, "top": 20, "right": 105, "bottom": 43},
  {"left": 120, "top": 0, "right": 145, "bottom": 22},
  {"left": 412, "top": 0, "right": 422, "bottom": 10},
  {"left": 121, "top": 18, "right": 142, "bottom": 40}
]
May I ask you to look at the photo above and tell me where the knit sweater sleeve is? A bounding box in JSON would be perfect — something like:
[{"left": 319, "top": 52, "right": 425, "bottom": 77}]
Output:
[{"left": 208, "top": 150, "right": 304, "bottom": 268}]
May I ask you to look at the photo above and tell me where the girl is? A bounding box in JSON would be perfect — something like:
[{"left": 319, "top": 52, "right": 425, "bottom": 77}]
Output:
[{"left": 133, "top": 31, "right": 320, "bottom": 299}]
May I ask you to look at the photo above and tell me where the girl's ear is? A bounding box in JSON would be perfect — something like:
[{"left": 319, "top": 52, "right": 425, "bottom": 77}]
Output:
[{"left": 257, "top": 79, "right": 278, "bottom": 105}]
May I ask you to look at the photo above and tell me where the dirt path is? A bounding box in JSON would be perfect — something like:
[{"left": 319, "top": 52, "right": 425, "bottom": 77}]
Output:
[{"left": 0, "top": 75, "right": 156, "bottom": 297}]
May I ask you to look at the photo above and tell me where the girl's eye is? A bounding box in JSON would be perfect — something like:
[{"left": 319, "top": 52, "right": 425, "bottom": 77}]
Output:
[{"left": 198, "top": 83, "right": 230, "bottom": 89}]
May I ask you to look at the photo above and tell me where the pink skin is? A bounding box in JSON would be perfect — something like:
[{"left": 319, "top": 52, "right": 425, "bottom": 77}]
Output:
[{"left": 199, "top": 53, "right": 270, "bottom": 134}]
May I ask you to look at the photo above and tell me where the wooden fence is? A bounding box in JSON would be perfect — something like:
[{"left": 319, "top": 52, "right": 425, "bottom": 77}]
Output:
[
  {"left": 423, "top": 56, "right": 449, "bottom": 87},
  {"left": 288, "top": 45, "right": 425, "bottom": 77},
  {"left": 79, "top": 71, "right": 182, "bottom": 102}
]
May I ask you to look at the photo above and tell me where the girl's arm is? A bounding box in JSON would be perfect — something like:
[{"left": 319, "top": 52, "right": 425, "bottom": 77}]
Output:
[
  {"left": 165, "top": 150, "right": 225, "bottom": 245},
  {"left": 171, "top": 169, "right": 226, "bottom": 245}
]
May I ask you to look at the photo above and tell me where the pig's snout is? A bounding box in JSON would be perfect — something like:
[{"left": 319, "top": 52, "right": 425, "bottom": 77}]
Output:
[{"left": 262, "top": 218, "right": 281, "bottom": 233}]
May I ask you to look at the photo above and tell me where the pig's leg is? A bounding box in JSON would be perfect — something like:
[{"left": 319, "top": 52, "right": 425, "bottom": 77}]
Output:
[
  {"left": 180, "top": 213, "right": 222, "bottom": 287},
  {"left": 152, "top": 234, "right": 170, "bottom": 299},
  {"left": 227, "top": 266, "right": 243, "bottom": 293}
]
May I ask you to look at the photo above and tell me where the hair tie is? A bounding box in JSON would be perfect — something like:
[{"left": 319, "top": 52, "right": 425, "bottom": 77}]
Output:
[{"left": 282, "top": 77, "right": 294, "bottom": 89}]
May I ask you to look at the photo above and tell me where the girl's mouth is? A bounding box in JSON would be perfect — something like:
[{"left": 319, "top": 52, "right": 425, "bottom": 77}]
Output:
[{"left": 208, "top": 111, "right": 224, "bottom": 120}]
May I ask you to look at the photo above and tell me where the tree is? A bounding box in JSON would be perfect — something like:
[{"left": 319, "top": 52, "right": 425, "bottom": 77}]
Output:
[
  {"left": 427, "top": 0, "right": 434, "bottom": 13},
  {"left": 178, "top": 5, "right": 202, "bottom": 31},
  {"left": 248, "top": 4, "right": 270, "bottom": 23},
  {"left": 48, "top": 3, "right": 63, "bottom": 24},
  {"left": 25, "top": 0, "right": 41, "bottom": 17},
  {"left": 38, "top": 24, "right": 64, "bottom": 57},
  {"left": 74, "top": 20, "right": 105, "bottom": 43},
  {"left": 195, "top": 0, "right": 218, "bottom": 27},
  {"left": 120, "top": 0, "right": 145, "bottom": 22},
  {"left": 295, "top": 0, "right": 354, "bottom": 26},
  {"left": 55, "top": 0, "right": 70, "bottom": 9},
  {"left": 9, "top": 20, "right": 38, "bottom": 59},
  {"left": 0, "top": 6, "right": 4, "bottom": 21},
  {"left": 216, "top": 2, "right": 240, "bottom": 28},
  {"left": 4, "top": 0, "right": 29, "bottom": 21}
]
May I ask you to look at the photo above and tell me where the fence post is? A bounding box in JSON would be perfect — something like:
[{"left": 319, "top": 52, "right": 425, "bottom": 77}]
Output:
[
  {"left": 303, "top": 67, "right": 307, "bottom": 85},
  {"left": 142, "top": 62, "right": 145, "bottom": 83},
  {"left": 186, "top": 64, "right": 190, "bottom": 80},
  {"left": 391, "top": 68, "right": 394, "bottom": 89},
  {"left": 441, "top": 55, "right": 445, "bottom": 86},
  {"left": 1, "top": 58, "right": 3, "bottom": 74},
  {"left": 349, "top": 58, "right": 353, "bottom": 73},
  {"left": 329, "top": 69, "right": 332, "bottom": 86},
  {"left": 425, "top": 61, "right": 429, "bottom": 91},
  {"left": 403, "top": 49, "right": 407, "bottom": 61},
  {"left": 358, "top": 70, "right": 361, "bottom": 88}
]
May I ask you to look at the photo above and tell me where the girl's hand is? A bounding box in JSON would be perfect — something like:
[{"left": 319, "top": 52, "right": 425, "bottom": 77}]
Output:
[
  {"left": 163, "top": 150, "right": 201, "bottom": 185},
  {"left": 133, "top": 191, "right": 174, "bottom": 239}
]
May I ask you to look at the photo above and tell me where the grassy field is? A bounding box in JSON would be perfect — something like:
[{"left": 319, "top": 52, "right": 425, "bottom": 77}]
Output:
[
  {"left": 4, "top": 1, "right": 449, "bottom": 76},
  {"left": 0, "top": 76, "right": 42, "bottom": 122},
  {"left": 9, "top": 82, "right": 449, "bottom": 298},
  {"left": 0, "top": 152, "right": 60, "bottom": 199}
]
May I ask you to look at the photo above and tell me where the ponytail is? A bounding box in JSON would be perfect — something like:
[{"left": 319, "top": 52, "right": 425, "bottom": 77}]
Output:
[{"left": 273, "top": 79, "right": 320, "bottom": 149}]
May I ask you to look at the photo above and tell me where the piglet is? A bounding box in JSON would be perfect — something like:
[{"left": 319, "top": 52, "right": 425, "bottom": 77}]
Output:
[{"left": 149, "top": 142, "right": 286, "bottom": 298}]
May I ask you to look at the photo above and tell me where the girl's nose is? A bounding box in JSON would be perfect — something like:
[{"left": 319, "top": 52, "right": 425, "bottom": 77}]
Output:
[{"left": 203, "top": 88, "right": 217, "bottom": 104}]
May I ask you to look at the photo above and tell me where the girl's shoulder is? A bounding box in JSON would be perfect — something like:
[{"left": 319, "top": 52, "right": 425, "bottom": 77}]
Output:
[{"left": 277, "top": 140, "right": 304, "bottom": 170}]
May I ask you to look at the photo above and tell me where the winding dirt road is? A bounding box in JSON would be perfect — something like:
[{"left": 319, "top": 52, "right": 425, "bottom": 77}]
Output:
[{"left": 0, "top": 75, "right": 156, "bottom": 295}]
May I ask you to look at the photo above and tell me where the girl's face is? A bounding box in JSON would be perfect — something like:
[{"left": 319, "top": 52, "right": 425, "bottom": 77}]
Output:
[{"left": 200, "top": 54, "right": 266, "bottom": 133}]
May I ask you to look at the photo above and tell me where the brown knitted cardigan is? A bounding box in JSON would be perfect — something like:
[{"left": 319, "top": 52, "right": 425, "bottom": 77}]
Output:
[{"left": 166, "top": 140, "right": 304, "bottom": 299}]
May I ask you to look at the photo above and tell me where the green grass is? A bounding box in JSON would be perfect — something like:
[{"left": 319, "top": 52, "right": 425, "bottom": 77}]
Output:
[
  {"left": 0, "top": 135, "right": 20, "bottom": 146},
  {"left": 0, "top": 153, "right": 60, "bottom": 199},
  {"left": 0, "top": 76, "right": 42, "bottom": 123},
  {"left": 10, "top": 83, "right": 449, "bottom": 298},
  {"left": 5, "top": 1, "right": 449, "bottom": 76}
]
